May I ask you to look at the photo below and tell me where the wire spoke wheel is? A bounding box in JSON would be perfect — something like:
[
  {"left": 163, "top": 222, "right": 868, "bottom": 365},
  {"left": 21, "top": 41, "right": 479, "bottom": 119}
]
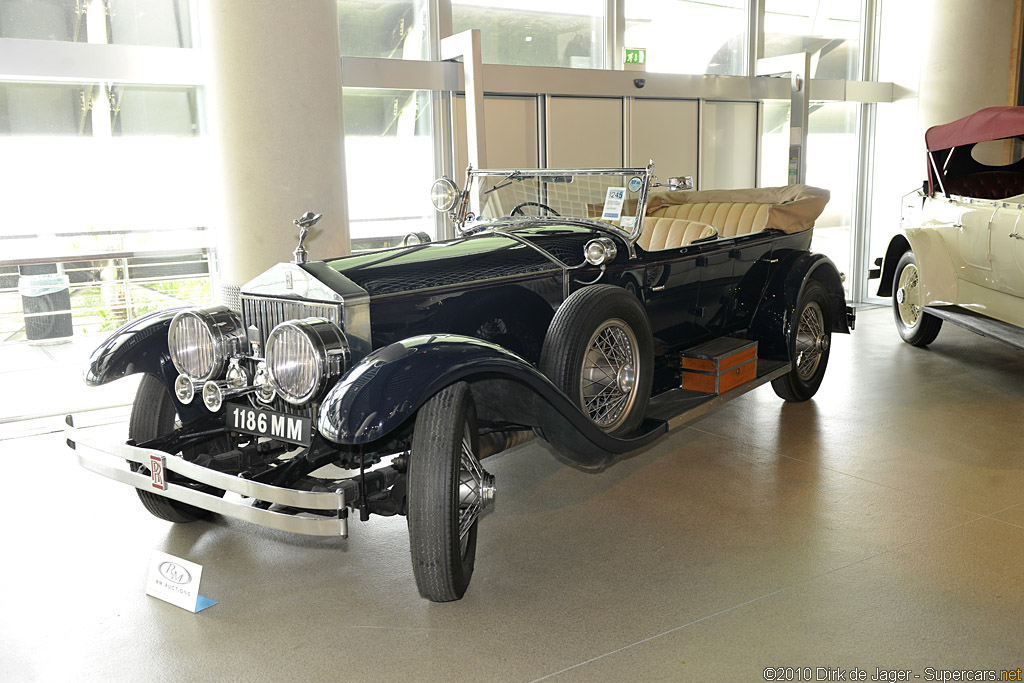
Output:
[
  {"left": 579, "top": 319, "right": 640, "bottom": 432},
  {"left": 457, "top": 431, "right": 494, "bottom": 554},
  {"left": 794, "top": 301, "right": 826, "bottom": 381},
  {"left": 771, "top": 281, "right": 832, "bottom": 402},
  {"left": 408, "top": 382, "right": 494, "bottom": 602},
  {"left": 892, "top": 250, "right": 942, "bottom": 347},
  {"left": 896, "top": 261, "right": 922, "bottom": 327}
]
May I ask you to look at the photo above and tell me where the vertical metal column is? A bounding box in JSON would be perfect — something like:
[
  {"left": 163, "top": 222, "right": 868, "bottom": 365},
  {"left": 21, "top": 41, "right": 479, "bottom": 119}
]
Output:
[
  {"left": 441, "top": 29, "right": 487, "bottom": 172},
  {"left": 850, "top": 0, "right": 881, "bottom": 304}
]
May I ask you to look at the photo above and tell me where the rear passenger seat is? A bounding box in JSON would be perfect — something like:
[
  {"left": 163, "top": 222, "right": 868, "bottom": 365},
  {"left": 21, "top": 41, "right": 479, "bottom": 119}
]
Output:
[{"left": 638, "top": 184, "right": 830, "bottom": 250}]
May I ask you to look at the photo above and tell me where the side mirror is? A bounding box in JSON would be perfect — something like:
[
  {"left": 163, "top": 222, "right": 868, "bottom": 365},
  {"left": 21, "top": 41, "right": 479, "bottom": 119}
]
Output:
[{"left": 667, "top": 176, "right": 694, "bottom": 191}]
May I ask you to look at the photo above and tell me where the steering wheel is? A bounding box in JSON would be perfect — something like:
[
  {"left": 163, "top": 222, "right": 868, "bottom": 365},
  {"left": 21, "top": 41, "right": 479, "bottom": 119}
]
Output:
[{"left": 510, "top": 201, "right": 561, "bottom": 217}]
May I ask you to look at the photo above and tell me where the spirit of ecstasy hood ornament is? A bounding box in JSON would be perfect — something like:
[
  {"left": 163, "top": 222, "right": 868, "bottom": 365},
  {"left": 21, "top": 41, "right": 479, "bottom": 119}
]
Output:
[{"left": 292, "top": 211, "right": 322, "bottom": 264}]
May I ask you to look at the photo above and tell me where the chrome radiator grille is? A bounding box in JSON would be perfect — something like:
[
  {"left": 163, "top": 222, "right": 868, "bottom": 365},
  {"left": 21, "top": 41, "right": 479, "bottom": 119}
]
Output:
[{"left": 241, "top": 295, "right": 343, "bottom": 351}]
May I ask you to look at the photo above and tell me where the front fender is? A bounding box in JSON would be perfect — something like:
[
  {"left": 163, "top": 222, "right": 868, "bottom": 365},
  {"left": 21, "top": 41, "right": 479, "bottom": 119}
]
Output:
[
  {"left": 316, "top": 335, "right": 666, "bottom": 467},
  {"left": 749, "top": 252, "right": 850, "bottom": 360},
  {"left": 84, "top": 308, "right": 183, "bottom": 386}
]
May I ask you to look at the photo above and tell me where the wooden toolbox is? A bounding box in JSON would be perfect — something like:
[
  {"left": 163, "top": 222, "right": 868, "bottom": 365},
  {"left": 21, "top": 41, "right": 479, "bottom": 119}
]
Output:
[{"left": 680, "top": 337, "right": 758, "bottom": 395}]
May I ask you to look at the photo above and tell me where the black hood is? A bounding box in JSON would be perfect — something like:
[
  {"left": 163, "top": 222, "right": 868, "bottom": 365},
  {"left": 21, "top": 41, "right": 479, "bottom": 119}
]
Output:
[{"left": 324, "top": 222, "right": 613, "bottom": 296}]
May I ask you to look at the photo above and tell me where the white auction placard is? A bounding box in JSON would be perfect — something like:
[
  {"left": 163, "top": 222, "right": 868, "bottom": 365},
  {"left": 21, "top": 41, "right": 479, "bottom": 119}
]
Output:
[
  {"left": 145, "top": 551, "right": 216, "bottom": 613},
  {"left": 601, "top": 186, "right": 626, "bottom": 220}
]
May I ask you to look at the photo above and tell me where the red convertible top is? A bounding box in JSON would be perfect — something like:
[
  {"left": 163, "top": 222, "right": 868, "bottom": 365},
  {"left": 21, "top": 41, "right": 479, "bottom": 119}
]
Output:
[
  {"left": 925, "top": 107, "right": 1024, "bottom": 198},
  {"left": 925, "top": 106, "right": 1024, "bottom": 151}
]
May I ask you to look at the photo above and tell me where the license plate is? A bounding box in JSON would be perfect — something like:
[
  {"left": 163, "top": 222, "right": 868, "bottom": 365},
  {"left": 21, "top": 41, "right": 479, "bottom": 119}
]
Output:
[{"left": 225, "top": 403, "right": 312, "bottom": 446}]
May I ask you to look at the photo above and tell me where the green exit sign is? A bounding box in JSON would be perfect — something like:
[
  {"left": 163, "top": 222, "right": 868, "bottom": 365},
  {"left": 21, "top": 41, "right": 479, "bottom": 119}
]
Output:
[{"left": 624, "top": 48, "right": 646, "bottom": 65}]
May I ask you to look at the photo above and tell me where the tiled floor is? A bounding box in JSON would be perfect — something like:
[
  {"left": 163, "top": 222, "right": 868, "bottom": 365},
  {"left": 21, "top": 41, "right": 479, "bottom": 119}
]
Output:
[{"left": 1, "top": 307, "right": 1022, "bottom": 682}]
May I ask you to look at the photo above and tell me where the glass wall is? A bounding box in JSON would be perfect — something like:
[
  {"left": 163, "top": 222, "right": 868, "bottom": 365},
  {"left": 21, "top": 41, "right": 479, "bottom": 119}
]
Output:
[
  {"left": 624, "top": 0, "right": 747, "bottom": 76},
  {"left": 0, "top": 0, "right": 211, "bottom": 360},
  {"left": 107, "top": 0, "right": 193, "bottom": 48},
  {"left": 337, "top": 0, "right": 430, "bottom": 60},
  {"left": 0, "top": 0, "right": 88, "bottom": 41},
  {"left": 761, "top": 99, "right": 859, "bottom": 295},
  {"left": 0, "top": 0, "right": 193, "bottom": 46},
  {"left": 763, "top": 0, "right": 862, "bottom": 79},
  {"left": 452, "top": 0, "right": 605, "bottom": 68},
  {"left": 342, "top": 88, "right": 436, "bottom": 250}
]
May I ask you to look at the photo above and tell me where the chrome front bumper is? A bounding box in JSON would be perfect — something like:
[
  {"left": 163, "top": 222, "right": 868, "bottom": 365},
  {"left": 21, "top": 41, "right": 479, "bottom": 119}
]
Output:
[{"left": 65, "top": 417, "right": 348, "bottom": 537}]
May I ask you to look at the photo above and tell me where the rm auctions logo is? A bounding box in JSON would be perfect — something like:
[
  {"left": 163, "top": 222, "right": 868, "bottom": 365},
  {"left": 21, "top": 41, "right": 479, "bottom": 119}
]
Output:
[{"left": 158, "top": 562, "right": 192, "bottom": 585}]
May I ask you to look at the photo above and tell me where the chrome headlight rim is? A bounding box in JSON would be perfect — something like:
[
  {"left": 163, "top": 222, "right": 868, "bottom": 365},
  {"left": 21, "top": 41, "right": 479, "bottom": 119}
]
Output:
[
  {"left": 430, "top": 177, "right": 459, "bottom": 212},
  {"left": 584, "top": 237, "right": 618, "bottom": 266},
  {"left": 168, "top": 306, "right": 245, "bottom": 382},
  {"left": 265, "top": 317, "right": 350, "bottom": 406}
]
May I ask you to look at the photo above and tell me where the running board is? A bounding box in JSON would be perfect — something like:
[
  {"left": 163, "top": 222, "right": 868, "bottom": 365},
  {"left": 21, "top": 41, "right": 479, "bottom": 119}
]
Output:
[
  {"left": 924, "top": 305, "right": 1024, "bottom": 351},
  {"left": 647, "top": 359, "right": 791, "bottom": 432}
]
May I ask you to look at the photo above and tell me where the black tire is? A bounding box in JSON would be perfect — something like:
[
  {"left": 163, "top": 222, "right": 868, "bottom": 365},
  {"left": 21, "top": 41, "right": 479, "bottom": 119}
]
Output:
[
  {"left": 408, "top": 382, "right": 493, "bottom": 602},
  {"left": 771, "top": 280, "right": 832, "bottom": 402},
  {"left": 129, "top": 374, "right": 215, "bottom": 523},
  {"left": 539, "top": 285, "right": 654, "bottom": 436},
  {"left": 892, "top": 250, "right": 942, "bottom": 347}
]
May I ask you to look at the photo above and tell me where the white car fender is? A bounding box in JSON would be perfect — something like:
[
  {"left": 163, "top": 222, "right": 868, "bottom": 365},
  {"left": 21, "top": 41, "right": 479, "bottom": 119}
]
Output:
[{"left": 904, "top": 228, "right": 959, "bottom": 307}]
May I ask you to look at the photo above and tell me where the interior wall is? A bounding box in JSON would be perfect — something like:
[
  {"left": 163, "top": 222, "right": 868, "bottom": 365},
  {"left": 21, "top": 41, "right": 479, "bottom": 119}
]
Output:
[
  {"left": 546, "top": 96, "right": 623, "bottom": 167},
  {"left": 628, "top": 98, "right": 699, "bottom": 181},
  {"left": 453, "top": 95, "right": 540, "bottom": 175},
  {"left": 701, "top": 101, "right": 758, "bottom": 190}
]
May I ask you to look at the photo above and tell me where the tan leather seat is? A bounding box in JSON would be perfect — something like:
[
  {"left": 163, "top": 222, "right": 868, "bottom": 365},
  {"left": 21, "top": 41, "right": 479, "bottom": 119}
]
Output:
[
  {"left": 651, "top": 202, "right": 771, "bottom": 238},
  {"left": 644, "top": 185, "right": 830, "bottom": 240},
  {"left": 637, "top": 217, "right": 718, "bottom": 251}
]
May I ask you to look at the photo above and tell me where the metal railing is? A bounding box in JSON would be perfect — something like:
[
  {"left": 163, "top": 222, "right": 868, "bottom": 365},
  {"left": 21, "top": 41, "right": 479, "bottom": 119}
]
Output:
[{"left": 1, "top": 229, "right": 214, "bottom": 345}]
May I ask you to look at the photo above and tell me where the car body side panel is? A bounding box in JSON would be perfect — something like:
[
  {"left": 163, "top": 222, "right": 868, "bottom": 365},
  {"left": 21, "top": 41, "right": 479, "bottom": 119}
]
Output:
[
  {"left": 748, "top": 252, "right": 849, "bottom": 360},
  {"left": 954, "top": 279, "right": 1024, "bottom": 327},
  {"left": 904, "top": 228, "right": 960, "bottom": 306},
  {"left": 955, "top": 201, "right": 995, "bottom": 285},
  {"left": 989, "top": 206, "right": 1024, "bottom": 297}
]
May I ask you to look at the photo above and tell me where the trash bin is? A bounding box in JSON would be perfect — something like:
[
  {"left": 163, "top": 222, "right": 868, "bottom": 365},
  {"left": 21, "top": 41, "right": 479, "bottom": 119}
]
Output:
[{"left": 19, "top": 272, "right": 73, "bottom": 341}]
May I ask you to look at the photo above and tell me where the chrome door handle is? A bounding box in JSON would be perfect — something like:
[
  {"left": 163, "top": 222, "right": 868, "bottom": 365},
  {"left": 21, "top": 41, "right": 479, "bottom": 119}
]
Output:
[{"left": 1011, "top": 232, "right": 1023, "bottom": 240}]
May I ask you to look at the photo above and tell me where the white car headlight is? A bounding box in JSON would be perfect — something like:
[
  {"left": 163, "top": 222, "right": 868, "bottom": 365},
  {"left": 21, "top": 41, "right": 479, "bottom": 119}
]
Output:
[
  {"left": 168, "top": 306, "right": 245, "bottom": 382},
  {"left": 266, "top": 318, "right": 350, "bottom": 405}
]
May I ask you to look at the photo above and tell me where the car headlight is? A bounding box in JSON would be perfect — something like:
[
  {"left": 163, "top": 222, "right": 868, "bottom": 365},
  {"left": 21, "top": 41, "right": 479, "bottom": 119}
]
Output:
[
  {"left": 168, "top": 306, "right": 245, "bottom": 382},
  {"left": 584, "top": 237, "right": 618, "bottom": 266},
  {"left": 265, "top": 318, "right": 350, "bottom": 405},
  {"left": 430, "top": 177, "right": 459, "bottom": 212}
]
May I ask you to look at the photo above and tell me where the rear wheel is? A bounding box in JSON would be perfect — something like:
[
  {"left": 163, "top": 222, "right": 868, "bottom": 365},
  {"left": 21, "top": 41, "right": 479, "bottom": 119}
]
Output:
[
  {"left": 771, "top": 281, "right": 832, "bottom": 402},
  {"left": 129, "top": 374, "right": 216, "bottom": 523},
  {"left": 408, "top": 382, "right": 494, "bottom": 602},
  {"left": 892, "top": 250, "right": 942, "bottom": 347}
]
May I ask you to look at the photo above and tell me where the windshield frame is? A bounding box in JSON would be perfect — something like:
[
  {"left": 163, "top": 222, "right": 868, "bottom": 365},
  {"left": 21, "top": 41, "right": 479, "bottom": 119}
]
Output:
[{"left": 456, "top": 165, "right": 655, "bottom": 245}]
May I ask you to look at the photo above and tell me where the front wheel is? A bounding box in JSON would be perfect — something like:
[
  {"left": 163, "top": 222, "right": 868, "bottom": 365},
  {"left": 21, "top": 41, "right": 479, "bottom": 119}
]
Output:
[
  {"left": 892, "top": 250, "right": 942, "bottom": 346},
  {"left": 129, "top": 374, "right": 217, "bottom": 523},
  {"left": 540, "top": 285, "right": 654, "bottom": 436},
  {"left": 771, "top": 280, "right": 832, "bottom": 402},
  {"left": 407, "top": 382, "right": 495, "bottom": 602}
]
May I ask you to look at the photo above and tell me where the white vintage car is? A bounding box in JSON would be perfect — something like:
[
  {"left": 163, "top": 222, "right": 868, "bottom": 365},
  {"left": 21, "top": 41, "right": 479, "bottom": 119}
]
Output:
[{"left": 874, "top": 106, "right": 1024, "bottom": 349}]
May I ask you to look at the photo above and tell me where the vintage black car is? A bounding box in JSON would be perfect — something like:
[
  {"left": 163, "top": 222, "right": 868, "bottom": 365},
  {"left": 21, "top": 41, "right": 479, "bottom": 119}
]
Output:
[{"left": 68, "top": 165, "right": 854, "bottom": 602}]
